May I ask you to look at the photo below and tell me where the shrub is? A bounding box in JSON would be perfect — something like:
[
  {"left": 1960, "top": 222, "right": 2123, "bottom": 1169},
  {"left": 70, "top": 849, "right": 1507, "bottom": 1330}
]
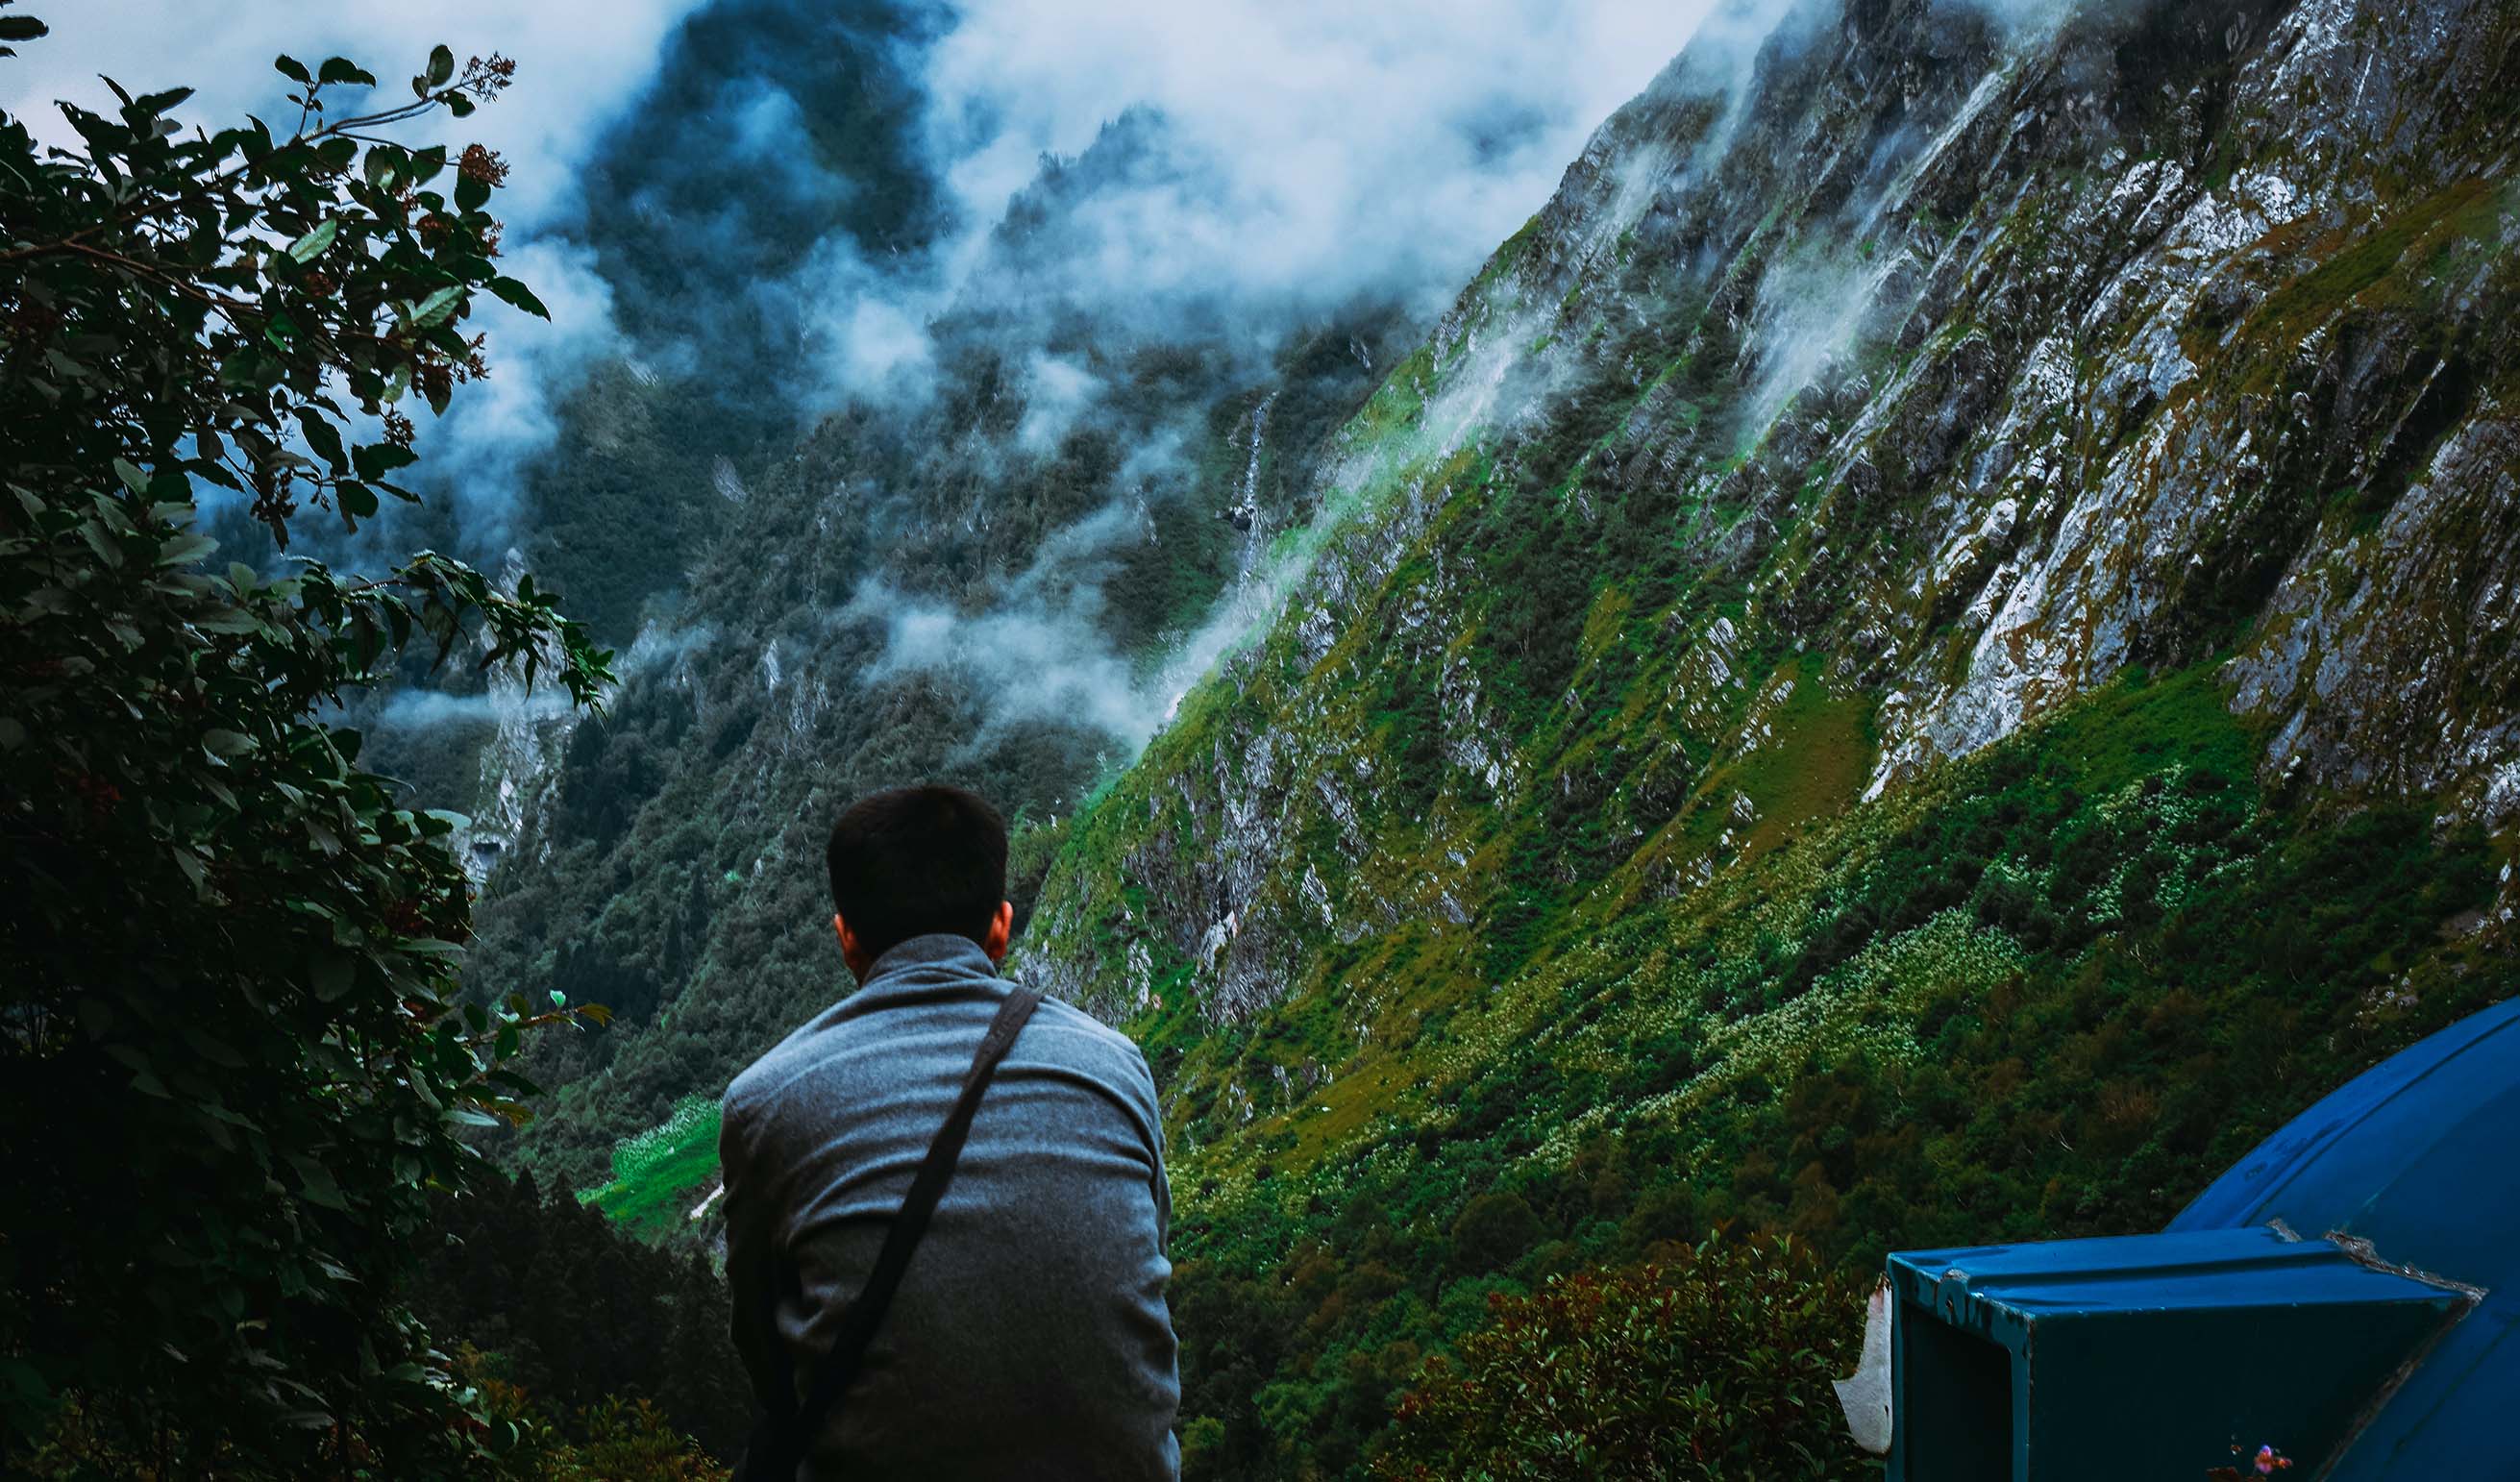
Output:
[
  {"left": 0, "top": 14, "right": 611, "bottom": 1473},
  {"left": 1374, "top": 1237, "right": 1872, "bottom": 1480},
  {"left": 461, "top": 1352, "right": 730, "bottom": 1482}
]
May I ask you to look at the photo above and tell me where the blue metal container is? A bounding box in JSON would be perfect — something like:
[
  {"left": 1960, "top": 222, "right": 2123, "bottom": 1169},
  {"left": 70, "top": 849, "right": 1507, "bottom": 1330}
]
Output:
[{"left": 1879, "top": 995, "right": 2520, "bottom": 1479}]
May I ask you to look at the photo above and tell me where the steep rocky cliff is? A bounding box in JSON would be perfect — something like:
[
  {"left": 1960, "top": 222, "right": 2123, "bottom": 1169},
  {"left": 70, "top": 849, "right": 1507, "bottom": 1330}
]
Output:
[
  {"left": 1007, "top": 0, "right": 2520, "bottom": 1469},
  {"left": 1031, "top": 0, "right": 2519, "bottom": 1020}
]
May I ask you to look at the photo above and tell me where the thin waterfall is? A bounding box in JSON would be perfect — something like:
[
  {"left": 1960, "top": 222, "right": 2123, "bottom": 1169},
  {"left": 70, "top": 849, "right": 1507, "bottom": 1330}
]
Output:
[{"left": 1232, "top": 391, "right": 1279, "bottom": 583}]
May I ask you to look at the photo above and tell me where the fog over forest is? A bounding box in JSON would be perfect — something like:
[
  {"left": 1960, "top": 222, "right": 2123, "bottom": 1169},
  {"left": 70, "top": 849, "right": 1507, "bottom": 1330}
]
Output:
[{"left": 8, "top": 0, "right": 1710, "bottom": 744}]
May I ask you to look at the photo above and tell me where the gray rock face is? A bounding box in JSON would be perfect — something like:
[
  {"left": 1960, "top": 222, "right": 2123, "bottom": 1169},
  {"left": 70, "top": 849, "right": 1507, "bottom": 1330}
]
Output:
[{"left": 1025, "top": 0, "right": 2520, "bottom": 1023}]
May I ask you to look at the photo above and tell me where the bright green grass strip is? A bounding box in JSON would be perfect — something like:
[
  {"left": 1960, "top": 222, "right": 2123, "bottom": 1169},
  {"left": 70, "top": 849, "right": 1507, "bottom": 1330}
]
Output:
[
  {"left": 2036, "top": 660, "right": 2258, "bottom": 794},
  {"left": 581, "top": 1094, "right": 723, "bottom": 1239}
]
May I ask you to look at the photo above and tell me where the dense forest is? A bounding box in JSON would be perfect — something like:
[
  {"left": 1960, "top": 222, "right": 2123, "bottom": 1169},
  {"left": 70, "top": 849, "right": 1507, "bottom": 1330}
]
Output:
[{"left": 412, "top": 1173, "right": 750, "bottom": 1460}]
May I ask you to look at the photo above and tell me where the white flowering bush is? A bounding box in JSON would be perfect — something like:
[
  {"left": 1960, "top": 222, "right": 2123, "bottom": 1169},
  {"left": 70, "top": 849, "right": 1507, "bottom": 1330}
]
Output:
[{"left": 608, "top": 1094, "right": 721, "bottom": 1188}]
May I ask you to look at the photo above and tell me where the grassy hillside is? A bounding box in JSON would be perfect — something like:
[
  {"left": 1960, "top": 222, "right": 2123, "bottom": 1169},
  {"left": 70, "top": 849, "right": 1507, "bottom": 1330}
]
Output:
[
  {"left": 1009, "top": 0, "right": 2520, "bottom": 1471},
  {"left": 579, "top": 1095, "right": 723, "bottom": 1241},
  {"left": 1038, "top": 648, "right": 2508, "bottom": 1473}
]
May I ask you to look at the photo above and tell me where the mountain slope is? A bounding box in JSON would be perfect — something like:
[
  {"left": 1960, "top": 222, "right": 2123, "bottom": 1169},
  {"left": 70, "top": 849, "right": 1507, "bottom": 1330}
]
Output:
[
  {"left": 462, "top": 100, "right": 1425, "bottom": 1183},
  {"left": 1012, "top": 0, "right": 2520, "bottom": 1470}
]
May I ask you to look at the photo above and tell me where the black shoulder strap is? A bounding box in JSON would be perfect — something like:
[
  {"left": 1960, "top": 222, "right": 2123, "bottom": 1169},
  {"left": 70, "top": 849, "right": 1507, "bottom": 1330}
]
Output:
[{"left": 741, "top": 983, "right": 1043, "bottom": 1480}]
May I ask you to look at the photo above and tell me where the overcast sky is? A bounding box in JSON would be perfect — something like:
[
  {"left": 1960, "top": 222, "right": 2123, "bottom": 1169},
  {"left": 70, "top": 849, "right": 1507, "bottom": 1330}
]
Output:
[
  {"left": 5, "top": 0, "right": 1711, "bottom": 543},
  {"left": 6, "top": 0, "right": 1704, "bottom": 289},
  {"left": 2, "top": 2, "right": 716, "bottom": 227}
]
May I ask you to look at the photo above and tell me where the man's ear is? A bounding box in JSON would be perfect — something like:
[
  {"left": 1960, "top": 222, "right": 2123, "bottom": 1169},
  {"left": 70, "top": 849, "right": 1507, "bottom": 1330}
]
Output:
[
  {"left": 833, "top": 911, "right": 873, "bottom": 981},
  {"left": 983, "top": 900, "right": 1015, "bottom": 966}
]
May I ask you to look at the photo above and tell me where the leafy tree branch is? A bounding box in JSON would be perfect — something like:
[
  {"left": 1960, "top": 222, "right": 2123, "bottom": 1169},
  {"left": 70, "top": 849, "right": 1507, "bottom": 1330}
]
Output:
[{"left": 1, "top": 4, "right": 618, "bottom": 1472}]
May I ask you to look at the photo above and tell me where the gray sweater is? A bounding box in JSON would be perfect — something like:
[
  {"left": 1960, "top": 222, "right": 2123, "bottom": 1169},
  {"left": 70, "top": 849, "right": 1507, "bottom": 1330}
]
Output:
[{"left": 720, "top": 933, "right": 1180, "bottom": 1480}]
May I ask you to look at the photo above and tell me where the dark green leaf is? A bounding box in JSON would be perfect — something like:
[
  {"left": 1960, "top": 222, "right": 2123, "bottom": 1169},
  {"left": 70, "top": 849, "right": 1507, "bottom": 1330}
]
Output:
[
  {"left": 158, "top": 532, "right": 216, "bottom": 568},
  {"left": 294, "top": 407, "right": 345, "bottom": 471},
  {"left": 484, "top": 276, "right": 551, "bottom": 320},
  {"left": 427, "top": 43, "right": 454, "bottom": 87},
  {"left": 184, "top": 1029, "right": 246, "bottom": 1069},
  {"left": 290, "top": 1156, "right": 349, "bottom": 1211},
  {"left": 79, "top": 519, "right": 123, "bottom": 569},
  {"left": 409, "top": 284, "right": 463, "bottom": 329},
  {"left": 0, "top": 49, "right": 612, "bottom": 1460},
  {"left": 309, "top": 951, "right": 354, "bottom": 1002},
  {"left": 191, "top": 606, "right": 262, "bottom": 635},
  {"left": 352, "top": 442, "right": 418, "bottom": 481},
  {"left": 284, "top": 218, "right": 337, "bottom": 262},
  {"left": 273, "top": 54, "right": 311, "bottom": 85}
]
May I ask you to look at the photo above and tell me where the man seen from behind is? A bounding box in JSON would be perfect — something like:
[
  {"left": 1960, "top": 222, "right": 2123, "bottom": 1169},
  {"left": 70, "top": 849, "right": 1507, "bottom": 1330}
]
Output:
[{"left": 721, "top": 784, "right": 1180, "bottom": 1479}]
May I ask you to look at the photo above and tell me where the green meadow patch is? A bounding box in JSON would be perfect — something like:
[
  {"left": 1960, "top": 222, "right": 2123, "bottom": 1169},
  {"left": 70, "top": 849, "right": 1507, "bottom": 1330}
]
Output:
[{"left": 581, "top": 1094, "right": 723, "bottom": 1240}]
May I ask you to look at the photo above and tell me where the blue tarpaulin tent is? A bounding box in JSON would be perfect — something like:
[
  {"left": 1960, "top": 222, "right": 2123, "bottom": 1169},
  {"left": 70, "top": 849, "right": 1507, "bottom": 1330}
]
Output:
[{"left": 1878, "top": 995, "right": 2520, "bottom": 1479}]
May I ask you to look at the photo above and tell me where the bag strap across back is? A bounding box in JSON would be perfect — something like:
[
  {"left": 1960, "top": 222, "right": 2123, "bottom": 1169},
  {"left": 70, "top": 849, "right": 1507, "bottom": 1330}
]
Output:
[{"left": 739, "top": 982, "right": 1043, "bottom": 1481}]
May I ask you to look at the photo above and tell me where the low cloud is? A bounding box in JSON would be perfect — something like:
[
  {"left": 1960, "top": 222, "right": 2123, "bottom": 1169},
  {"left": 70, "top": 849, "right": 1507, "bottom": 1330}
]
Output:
[
  {"left": 776, "top": 235, "right": 948, "bottom": 411},
  {"left": 920, "top": 0, "right": 1710, "bottom": 326},
  {"left": 424, "top": 238, "right": 624, "bottom": 543},
  {"left": 1015, "top": 354, "right": 1105, "bottom": 454},
  {"left": 831, "top": 0, "right": 1721, "bottom": 751},
  {"left": 855, "top": 586, "right": 1169, "bottom": 753},
  {"left": 848, "top": 493, "right": 1193, "bottom": 750},
  {"left": 14, "top": 0, "right": 1733, "bottom": 763},
  {"left": 375, "top": 617, "right": 714, "bottom": 729},
  {"left": 380, "top": 689, "right": 531, "bottom": 729}
]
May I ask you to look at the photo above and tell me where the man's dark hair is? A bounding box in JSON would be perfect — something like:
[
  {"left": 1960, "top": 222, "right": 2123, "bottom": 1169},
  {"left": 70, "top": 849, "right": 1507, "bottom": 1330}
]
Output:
[{"left": 826, "top": 784, "right": 1009, "bottom": 959}]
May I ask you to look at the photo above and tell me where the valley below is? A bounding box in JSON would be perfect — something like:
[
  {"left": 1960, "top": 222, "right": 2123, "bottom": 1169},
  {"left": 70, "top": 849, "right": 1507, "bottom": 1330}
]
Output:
[{"left": 429, "top": 0, "right": 2520, "bottom": 1472}]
